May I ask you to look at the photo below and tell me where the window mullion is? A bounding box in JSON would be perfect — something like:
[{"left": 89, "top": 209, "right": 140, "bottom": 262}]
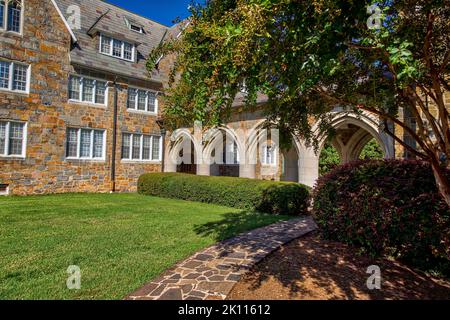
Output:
[
  {"left": 129, "top": 134, "right": 134, "bottom": 160},
  {"left": 92, "top": 80, "right": 96, "bottom": 104},
  {"left": 145, "top": 91, "right": 149, "bottom": 112},
  {"left": 90, "top": 130, "right": 94, "bottom": 159},
  {"left": 8, "top": 62, "right": 13, "bottom": 90},
  {"left": 109, "top": 38, "right": 113, "bottom": 55},
  {"left": 77, "top": 129, "right": 81, "bottom": 159},
  {"left": 135, "top": 90, "right": 138, "bottom": 110},
  {"left": 121, "top": 41, "right": 125, "bottom": 59},
  {"left": 5, "top": 122, "right": 10, "bottom": 155},
  {"left": 79, "top": 77, "right": 83, "bottom": 101},
  {"left": 150, "top": 136, "right": 154, "bottom": 161},
  {"left": 140, "top": 135, "right": 143, "bottom": 160}
]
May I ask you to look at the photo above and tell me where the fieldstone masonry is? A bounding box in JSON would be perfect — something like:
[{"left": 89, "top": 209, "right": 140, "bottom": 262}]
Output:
[
  {"left": 0, "top": 0, "right": 166, "bottom": 195},
  {"left": 126, "top": 216, "right": 317, "bottom": 300}
]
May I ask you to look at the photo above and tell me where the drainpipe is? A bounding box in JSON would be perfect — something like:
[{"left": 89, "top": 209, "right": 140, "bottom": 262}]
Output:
[
  {"left": 157, "top": 118, "right": 166, "bottom": 173},
  {"left": 111, "top": 79, "right": 119, "bottom": 192},
  {"left": 161, "top": 128, "right": 166, "bottom": 173}
]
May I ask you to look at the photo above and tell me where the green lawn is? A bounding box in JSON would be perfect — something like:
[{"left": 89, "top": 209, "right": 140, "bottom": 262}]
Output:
[{"left": 0, "top": 193, "right": 290, "bottom": 300}]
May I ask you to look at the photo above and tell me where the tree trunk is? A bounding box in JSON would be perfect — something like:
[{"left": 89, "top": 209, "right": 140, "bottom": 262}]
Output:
[{"left": 430, "top": 158, "right": 450, "bottom": 208}]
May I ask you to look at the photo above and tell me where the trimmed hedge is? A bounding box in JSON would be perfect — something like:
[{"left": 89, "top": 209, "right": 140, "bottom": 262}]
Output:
[
  {"left": 313, "top": 160, "right": 450, "bottom": 275},
  {"left": 138, "top": 173, "right": 311, "bottom": 215}
]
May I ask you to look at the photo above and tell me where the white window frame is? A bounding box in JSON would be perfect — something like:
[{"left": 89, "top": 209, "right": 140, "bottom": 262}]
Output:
[
  {"left": 0, "top": 184, "right": 9, "bottom": 196},
  {"left": 65, "top": 127, "right": 106, "bottom": 161},
  {"left": 0, "top": 59, "right": 30, "bottom": 94},
  {"left": 68, "top": 75, "right": 108, "bottom": 106},
  {"left": 121, "top": 133, "right": 162, "bottom": 162},
  {"left": 127, "top": 87, "right": 158, "bottom": 115},
  {"left": 261, "top": 143, "right": 277, "bottom": 166},
  {"left": 99, "top": 33, "right": 135, "bottom": 62},
  {"left": 0, "top": 120, "right": 27, "bottom": 158},
  {"left": 0, "top": 0, "right": 24, "bottom": 35}
]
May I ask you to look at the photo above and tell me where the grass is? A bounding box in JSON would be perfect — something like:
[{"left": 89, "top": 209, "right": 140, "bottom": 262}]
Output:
[{"left": 0, "top": 193, "right": 290, "bottom": 300}]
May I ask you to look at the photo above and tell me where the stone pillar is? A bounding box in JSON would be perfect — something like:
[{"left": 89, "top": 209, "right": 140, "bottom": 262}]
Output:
[
  {"left": 164, "top": 160, "right": 177, "bottom": 173},
  {"left": 298, "top": 147, "right": 319, "bottom": 188},
  {"left": 164, "top": 146, "right": 177, "bottom": 173},
  {"left": 239, "top": 164, "right": 256, "bottom": 179},
  {"left": 197, "top": 163, "right": 211, "bottom": 176}
]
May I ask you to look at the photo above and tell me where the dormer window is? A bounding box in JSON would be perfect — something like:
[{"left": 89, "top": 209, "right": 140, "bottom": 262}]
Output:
[
  {"left": 124, "top": 17, "right": 144, "bottom": 34},
  {"left": 130, "top": 24, "right": 143, "bottom": 33},
  {"left": 0, "top": 0, "right": 22, "bottom": 33},
  {"left": 99, "top": 34, "right": 135, "bottom": 62}
]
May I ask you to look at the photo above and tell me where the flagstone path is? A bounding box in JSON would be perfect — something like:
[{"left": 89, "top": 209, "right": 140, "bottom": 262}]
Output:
[{"left": 126, "top": 216, "right": 317, "bottom": 300}]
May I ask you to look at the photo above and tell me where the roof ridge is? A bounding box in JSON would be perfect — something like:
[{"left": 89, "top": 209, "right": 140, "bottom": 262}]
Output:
[{"left": 100, "top": 0, "right": 171, "bottom": 29}]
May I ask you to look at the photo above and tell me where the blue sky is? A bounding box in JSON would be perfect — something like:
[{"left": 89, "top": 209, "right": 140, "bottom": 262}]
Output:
[{"left": 105, "top": 0, "right": 196, "bottom": 26}]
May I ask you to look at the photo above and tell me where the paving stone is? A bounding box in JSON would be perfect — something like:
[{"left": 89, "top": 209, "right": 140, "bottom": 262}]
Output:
[
  {"left": 159, "top": 288, "right": 183, "bottom": 300},
  {"left": 125, "top": 216, "right": 317, "bottom": 300},
  {"left": 182, "top": 261, "right": 203, "bottom": 269},
  {"left": 194, "top": 254, "right": 215, "bottom": 261}
]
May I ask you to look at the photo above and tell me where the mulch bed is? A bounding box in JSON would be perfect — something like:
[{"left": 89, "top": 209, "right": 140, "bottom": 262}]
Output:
[{"left": 227, "top": 232, "right": 450, "bottom": 300}]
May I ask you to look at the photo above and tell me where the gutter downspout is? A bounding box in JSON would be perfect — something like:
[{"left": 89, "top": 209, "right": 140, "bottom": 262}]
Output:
[
  {"left": 161, "top": 129, "right": 166, "bottom": 173},
  {"left": 111, "top": 79, "right": 119, "bottom": 192},
  {"left": 157, "top": 117, "right": 166, "bottom": 173}
]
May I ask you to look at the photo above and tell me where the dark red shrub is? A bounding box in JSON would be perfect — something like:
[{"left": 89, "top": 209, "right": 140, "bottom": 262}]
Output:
[{"left": 313, "top": 160, "right": 450, "bottom": 275}]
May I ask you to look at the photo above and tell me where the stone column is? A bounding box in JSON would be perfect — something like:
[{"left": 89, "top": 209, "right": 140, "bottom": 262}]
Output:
[
  {"left": 164, "top": 145, "right": 177, "bottom": 173},
  {"left": 239, "top": 164, "right": 256, "bottom": 179},
  {"left": 197, "top": 163, "right": 211, "bottom": 176},
  {"left": 298, "top": 147, "right": 319, "bottom": 188}
]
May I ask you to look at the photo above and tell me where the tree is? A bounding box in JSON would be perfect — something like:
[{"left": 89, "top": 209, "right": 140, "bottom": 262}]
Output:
[
  {"left": 148, "top": 0, "right": 450, "bottom": 206},
  {"left": 319, "top": 144, "right": 341, "bottom": 176},
  {"left": 359, "top": 139, "right": 385, "bottom": 160}
]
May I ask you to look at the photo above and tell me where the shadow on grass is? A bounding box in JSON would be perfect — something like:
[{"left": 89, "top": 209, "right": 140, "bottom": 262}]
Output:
[
  {"left": 193, "top": 211, "right": 289, "bottom": 242},
  {"left": 228, "top": 232, "right": 450, "bottom": 300}
]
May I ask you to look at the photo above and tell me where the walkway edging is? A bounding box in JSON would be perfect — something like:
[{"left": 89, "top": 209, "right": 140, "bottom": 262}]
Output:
[{"left": 126, "top": 216, "right": 317, "bottom": 300}]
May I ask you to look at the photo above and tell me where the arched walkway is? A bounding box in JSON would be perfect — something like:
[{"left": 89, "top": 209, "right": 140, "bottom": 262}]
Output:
[
  {"left": 165, "top": 129, "right": 202, "bottom": 174},
  {"left": 293, "top": 111, "right": 394, "bottom": 187},
  {"left": 203, "top": 127, "right": 242, "bottom": 177}
]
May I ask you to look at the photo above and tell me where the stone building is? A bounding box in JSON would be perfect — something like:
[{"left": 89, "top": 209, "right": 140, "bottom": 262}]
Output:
[
  {"left": 0, "top": 0, "right": 181, "bottom": 195},
  {"left": 0, "top": 0, "right": 448, "bottom": 195}
]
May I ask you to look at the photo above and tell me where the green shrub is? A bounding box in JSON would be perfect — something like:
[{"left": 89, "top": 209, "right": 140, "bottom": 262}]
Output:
[
  {"left": 313, "top": 160, "right": 450, "bottom": 276},
  {"left": 138, "top": 173, "right": 311, "bottom": 215}
]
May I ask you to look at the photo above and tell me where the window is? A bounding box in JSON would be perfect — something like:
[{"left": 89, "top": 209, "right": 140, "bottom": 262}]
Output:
[
  {"left": 127, "top": 88, "right": 158, "bottom": 114},
  {"left": 123, "top": 42, "right": 133, "bottom": 61},
  {"left": 224, "top": 141, "right": 239, "bottom": 164},
  {"left": 68, "top": 75, "right": 108, "bottom": 105},
  {"left": 0, "top": 0, "right": 22, "bottom": 33},
  {"left": 0, "top": 60, "right": 29, "bottom": 93},
  {"left": 121, "top": 133, "right": 162, "bottom": 161},
  {"left": 100, "top": 35, "right": 111, "bottom": 55},
  {"left": 112, "top": 39, "right": 122, "bottom": 57},
  {"left": 99, "top": 34, "right": 135, "bottom": 62},
  {"left": 66, "top": 128, "right": 106, "bottom": 160},
  {"left": 130, "top": 24, "right": 143, "bottom": 33},
  {"left": 0, "top": 120, "right": 26, "bottom": 157},
  {"left": 262, "top": 143, "right": 276, "bottom": 165},
  {"left": 0, "top": 184, "right": 9, "bottom": 196},
  {"left": 0, "top": 1, "right": 4, "bottom": 29}
]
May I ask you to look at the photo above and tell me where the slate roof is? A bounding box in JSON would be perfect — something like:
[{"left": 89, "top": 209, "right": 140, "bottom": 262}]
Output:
[
  {"left": 52, "top": 0, "right": 267, "bottom": 107},
  {"left": 53, "top": 0, "right": 173, "bottom": 83}
]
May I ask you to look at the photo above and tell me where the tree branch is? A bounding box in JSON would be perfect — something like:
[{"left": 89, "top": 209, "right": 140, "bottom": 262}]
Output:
[{"left": 382, "top": 120, "right": 428, "bottom": 160}]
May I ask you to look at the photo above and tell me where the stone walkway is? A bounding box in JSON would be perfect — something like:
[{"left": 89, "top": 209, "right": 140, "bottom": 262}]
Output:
[{"left": 126, "top": 216, "right": 317, "bottom": 300}]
